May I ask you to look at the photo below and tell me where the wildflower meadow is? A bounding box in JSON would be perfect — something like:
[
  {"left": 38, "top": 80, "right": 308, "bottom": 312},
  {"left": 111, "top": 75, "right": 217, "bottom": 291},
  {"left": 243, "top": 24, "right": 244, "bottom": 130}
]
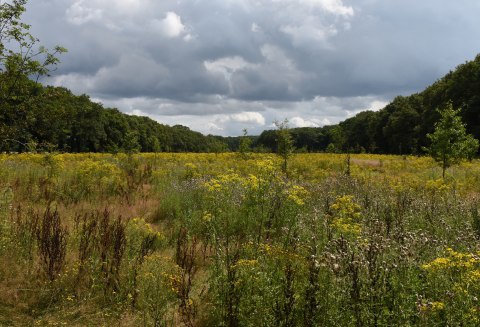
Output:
[{"left": 0, "top": 152, "right": 479, "bottom": 326}]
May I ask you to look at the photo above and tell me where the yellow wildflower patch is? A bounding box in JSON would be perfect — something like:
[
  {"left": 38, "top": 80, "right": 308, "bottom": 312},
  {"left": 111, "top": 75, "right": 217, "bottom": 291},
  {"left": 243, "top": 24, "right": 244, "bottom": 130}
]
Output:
[{"left": 329, "top": 195, "right": 362, "bottom": 237}]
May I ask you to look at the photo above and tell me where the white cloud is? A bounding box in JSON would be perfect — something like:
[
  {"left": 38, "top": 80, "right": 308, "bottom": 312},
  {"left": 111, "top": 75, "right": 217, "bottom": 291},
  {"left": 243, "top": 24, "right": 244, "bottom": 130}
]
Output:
[
  {"left": 129, "top": 109, "right": 148, "bottom": 116},
  {"left": 83, "top": 94, "right": 391, "bottom": 136},
  {"left": 370, "top": 100, "right": 389, "bottom": 111},
  {"left": 50, "top": 72, "right": 96, "bottom": 91},
  {"left": 270, "top": 0, "right": 353, "bottom": 16},
  {"left": 281, "top": 23, "right": 338, "bottom": 48},
  {"left": 204, "top": 56, "right": 260, "bottom": 94},
  {"left": 183, "top": 33, "right": 194, "bottom": 41},
  {"left": 66, "top": 1, "right": 103, "bottom": 25},
  {"left": 230, "top": 112, "right": 266, "bottom": 125},
  {"left": 205, "top": 56, "right": 253, "bottom": 74},
  {"left": 113, "top": 0, "right": 147, "bottom": 15},
  {"left": 290, "top": 116, "right": 320, "bottom": 128},
  {"left": 50, "top": 53, "right": 171, "bottom": 96},
  {"left": 260, "top": 44, "right": 296, "bottom": 70},
  {"left": 305, "top": 0, "right": 354, "bottom": 16},
  {"left": 207, "top": 122, "right": 224, "bottom": 132},
  {"left": 204, "top": 56, "right": 255, "bottom": 78},
  {"left": 151, "top": 12, "right": 185, "bottom": 38}
]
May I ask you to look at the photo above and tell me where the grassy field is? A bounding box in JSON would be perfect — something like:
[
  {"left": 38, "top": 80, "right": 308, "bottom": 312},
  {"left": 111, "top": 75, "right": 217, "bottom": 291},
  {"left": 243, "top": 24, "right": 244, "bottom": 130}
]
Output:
[{"left": 0, "top": 152, "right": 479, "bottom": 326}]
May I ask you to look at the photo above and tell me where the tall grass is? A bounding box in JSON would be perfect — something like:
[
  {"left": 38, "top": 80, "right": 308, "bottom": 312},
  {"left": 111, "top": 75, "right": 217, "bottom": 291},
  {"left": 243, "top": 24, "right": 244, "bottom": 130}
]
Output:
[{"left": 0, "top": 153, "right": 479, "bottom": 326}]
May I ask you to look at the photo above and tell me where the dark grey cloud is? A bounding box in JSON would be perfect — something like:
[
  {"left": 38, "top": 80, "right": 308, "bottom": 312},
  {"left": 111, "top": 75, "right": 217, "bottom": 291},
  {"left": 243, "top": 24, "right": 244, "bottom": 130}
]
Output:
[{"left": 21, "top": 0, "right": 480, "bottom": 135}]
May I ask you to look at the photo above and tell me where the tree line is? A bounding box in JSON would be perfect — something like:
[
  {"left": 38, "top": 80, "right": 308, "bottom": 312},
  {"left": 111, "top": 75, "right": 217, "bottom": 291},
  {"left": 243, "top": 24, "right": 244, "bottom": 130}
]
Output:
[
  {"left": 2, "top": 54, "right": 480, "bottom": 154},
  {"left": 0, "top": 1, "right": 227, "bottom": 153},
  {"left": 0, "top": 83, "right": 229, "bottom": 153},
  {"left": 255, "top": 54, "right": 480, "bottom": 155}
]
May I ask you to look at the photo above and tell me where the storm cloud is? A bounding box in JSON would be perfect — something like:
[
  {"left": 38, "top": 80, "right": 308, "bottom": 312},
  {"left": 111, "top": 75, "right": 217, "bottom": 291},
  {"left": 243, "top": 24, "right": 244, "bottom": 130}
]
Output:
[{"left": 24, "top": 0, "right": 480, "bottom": 135}]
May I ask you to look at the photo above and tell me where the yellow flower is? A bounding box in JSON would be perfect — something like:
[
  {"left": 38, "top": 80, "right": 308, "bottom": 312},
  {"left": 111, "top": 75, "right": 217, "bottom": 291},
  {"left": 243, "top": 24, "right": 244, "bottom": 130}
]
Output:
[
  {"left": 423, "top": 248, "right": 479, "bottom": 272},
  {"left": 422, "top": 257, "right": 451, "bottom": 271},
  {"left": 420, "top": 301, "right": 445, "bottom": 312},
  {"left": 431, "top": 301, "right": 445, "bottom": 311},
  {"left": 202, "top": 211, "right": 213, "bottom": 222},
  {"left": 425, "top": 179, "right": 450, "bottom": 193},
  {"left": 287, "top": 184, "right": 309, "bottom": 206},
  {"left": 332, "top": 218, "right": 362, "bottom": 236},
  {"left": 329, "top": 195, "right": 362, "bottom": 237}
]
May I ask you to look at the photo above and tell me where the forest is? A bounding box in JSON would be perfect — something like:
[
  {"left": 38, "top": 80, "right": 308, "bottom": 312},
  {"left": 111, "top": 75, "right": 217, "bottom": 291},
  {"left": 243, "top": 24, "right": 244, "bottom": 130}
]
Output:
[{"left": 256, "top": 54, "right": 480, "bottom": 154}]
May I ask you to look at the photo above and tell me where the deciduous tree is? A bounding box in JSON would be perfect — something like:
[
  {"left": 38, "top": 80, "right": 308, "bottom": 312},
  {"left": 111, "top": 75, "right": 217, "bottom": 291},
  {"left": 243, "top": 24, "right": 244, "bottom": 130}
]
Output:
[
  {"left": 425, "top": 102, "right": 479, "bottom": 178},
  {"left": 0, "top": 0, "right": 66, "bottom": 151},
  {"left": 275, "top": 119, "right": 294, "bottom": 173}
]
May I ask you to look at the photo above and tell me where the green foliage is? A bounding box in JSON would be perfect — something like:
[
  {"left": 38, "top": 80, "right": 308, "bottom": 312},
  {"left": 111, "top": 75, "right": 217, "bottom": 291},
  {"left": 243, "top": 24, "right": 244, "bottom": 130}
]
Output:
[
  {"left": 0, "top": 85, "right": 232, "bottom": 153},
  {"left": 238, "top": 128, "right": 252, "bottom": 159},
  {"left": 0, "top": 0, "right": 66, "bottom": 151},
  {"left": 325, "top": 143, "right": 337, "bottom": 153},
  {"left": 275, "top": 119, "right": 295, "bottom": 173},
  {"left": 0, "top": 186, "right": 14, "bottom": 253},
  {"left": 123, "top": 131, "right": 141, "bottom": 154},
  {"left": 425, "top": 102, "right": 479, "bottom": 178},
  {"left": 0, "top": 0, "right": 65, "bottom": 81},
  {"left": 1, "top": 153, "right": 480, "bottom": 325},
  {"left": 252, "top": 55, "right": 480, "bottom": 155},
  {"left": 137, "top": 254, "right": 180, "bottom": 326}
]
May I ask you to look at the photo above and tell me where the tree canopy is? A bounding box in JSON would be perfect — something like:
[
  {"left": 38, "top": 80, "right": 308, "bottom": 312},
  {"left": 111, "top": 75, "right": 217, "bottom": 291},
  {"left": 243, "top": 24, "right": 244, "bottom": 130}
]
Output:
[
  {"left": 253, "top": 54, "right": 480, "bottom": 155},
  {"left": 1, "top": 0, "right": 66, "bottom": 151},
  {"left": 425, "top": 102, "right": 479, "bottom": 178}
]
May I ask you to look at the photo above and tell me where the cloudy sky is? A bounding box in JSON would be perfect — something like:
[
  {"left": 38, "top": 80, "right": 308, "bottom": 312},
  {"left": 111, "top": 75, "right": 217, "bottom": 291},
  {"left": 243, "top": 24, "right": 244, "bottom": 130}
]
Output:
[{"left": 24, "top": 0, "right": 480, "bottom": 136}]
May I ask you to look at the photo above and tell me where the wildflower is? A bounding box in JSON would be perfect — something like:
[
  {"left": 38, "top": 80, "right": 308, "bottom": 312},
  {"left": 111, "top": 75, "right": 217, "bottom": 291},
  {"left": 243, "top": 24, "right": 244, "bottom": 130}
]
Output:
[
  {"left": 425, "top": 179, "right": 450, "bottom": 193},
  {"left": 422, "top": 257, "right": 451, "bottom": 271},
  {"left": 234, "top": 259, "right": 258, "bottom": 268},
  {"left": 420, "top": 301, "right": 445, "bottom": 312},
  {"left": 286, "top": 184, "right": 309, "bottom": 206},
  {"left": 329, "top": 195, "right": 362, "bottom": 237},
  {"left": 202, "top": 211, "right": 213, "bottom": 222}
]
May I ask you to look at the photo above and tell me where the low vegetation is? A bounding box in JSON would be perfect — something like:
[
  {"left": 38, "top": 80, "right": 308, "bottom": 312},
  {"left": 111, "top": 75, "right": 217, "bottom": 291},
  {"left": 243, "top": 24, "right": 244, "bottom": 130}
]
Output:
[{"left": 1, "top": 152, "right": 480, "bottom": 326}]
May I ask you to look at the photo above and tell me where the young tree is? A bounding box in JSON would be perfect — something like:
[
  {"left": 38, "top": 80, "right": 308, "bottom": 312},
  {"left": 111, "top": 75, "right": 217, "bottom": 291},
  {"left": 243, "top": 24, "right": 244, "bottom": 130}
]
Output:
[
  {"left": 425, "top": 102, "right": 479, "bottom": 178},
  {"left": 275, "top": 119, "right": 294, "bottom": 173},
  {"left": 1, "top": 0, "right": 66, "bottom": 151},
  {"left": 238, "top": 128, "right": 252, "bottom": 159}
]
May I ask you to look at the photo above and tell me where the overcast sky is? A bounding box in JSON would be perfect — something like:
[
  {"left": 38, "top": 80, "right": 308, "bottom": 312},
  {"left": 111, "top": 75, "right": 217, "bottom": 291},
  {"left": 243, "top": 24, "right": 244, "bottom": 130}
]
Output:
[{"left": 24, "top": 0, "right": 480, "bottom": 136}]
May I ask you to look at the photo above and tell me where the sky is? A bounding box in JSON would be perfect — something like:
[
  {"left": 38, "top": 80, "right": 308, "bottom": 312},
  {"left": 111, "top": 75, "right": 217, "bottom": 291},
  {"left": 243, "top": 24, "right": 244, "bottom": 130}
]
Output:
[{"left": 23, "top": 0, "right": 480, "bottom": 136}]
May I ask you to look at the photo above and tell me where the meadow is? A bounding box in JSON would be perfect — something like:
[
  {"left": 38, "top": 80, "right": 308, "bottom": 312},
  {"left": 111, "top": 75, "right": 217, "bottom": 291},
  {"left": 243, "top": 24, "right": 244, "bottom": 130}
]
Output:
[{"left": 0, "top": 152, "right": 479, "bottom": 326}]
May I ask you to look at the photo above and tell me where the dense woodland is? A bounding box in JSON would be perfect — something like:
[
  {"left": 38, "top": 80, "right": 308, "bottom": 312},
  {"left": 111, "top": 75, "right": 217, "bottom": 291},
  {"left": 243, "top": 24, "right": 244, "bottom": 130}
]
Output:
[
  {"left": 1, "top": 51, "right": 480, "bottom": 153},
  {"left": 257, "top": 54, "right": 480, "bottom": 154},
  {"left": 0, "top": 78, "right": 229, "bottom": 153}
]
